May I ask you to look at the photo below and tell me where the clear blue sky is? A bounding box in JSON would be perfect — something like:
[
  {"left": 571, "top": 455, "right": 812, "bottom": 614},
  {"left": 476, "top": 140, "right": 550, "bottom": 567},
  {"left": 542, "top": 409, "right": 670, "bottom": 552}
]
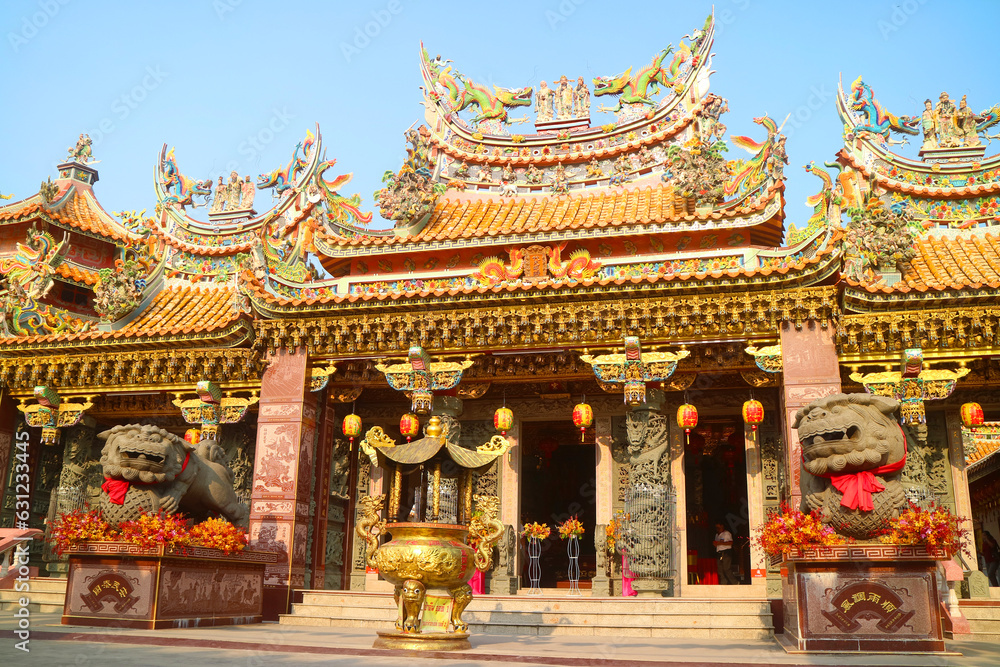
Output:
[{"left": 2, "top": 0, "right": 998, "bottom": 235}]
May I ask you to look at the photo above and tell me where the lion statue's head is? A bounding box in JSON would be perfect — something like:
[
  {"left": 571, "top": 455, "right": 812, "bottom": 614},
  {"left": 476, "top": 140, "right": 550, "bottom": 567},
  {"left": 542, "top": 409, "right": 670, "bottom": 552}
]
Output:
[
  {"left": 99, "top": 424, "right": 192, "bottom": 485},
  {"left": 793, "top": 393, "right": 905, "bottom": 476}
]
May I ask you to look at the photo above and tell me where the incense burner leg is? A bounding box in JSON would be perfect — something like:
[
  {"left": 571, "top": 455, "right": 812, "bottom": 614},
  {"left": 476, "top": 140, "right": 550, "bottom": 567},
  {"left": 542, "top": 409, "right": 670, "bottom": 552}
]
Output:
[
  {"left": 449, "top": 583, "right": 472, "bottom": 632},
  {"left": 400, "top": 579, "right": 426, "bottom": 632}
]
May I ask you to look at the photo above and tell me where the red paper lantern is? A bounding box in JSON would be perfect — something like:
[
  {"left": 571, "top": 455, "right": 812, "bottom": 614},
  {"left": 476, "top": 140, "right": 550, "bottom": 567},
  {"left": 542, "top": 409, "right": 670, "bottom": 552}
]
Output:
[
  {"left": 742, "top": 399, "right": 764, "bottom": 431},
  {"left": 961, "top": 402, "right": 984, "bottom": 428},
  {"left": 494, "top": 407, "right": 513, "bottom": 436},
  {"left": 572, "top": 403, "right": 593, "bottom": 442},
  {"left": 343, "top": 414, "right": 362, "bottom": 447},
  {"left": 399, "top": 413, "right": 420, "bottom": 442},
  {"left": 677, "top": 404, "right": 698, "bottom": 434},
  {"left": 184, "top": 429, "right": 201, "bottom": 445}
]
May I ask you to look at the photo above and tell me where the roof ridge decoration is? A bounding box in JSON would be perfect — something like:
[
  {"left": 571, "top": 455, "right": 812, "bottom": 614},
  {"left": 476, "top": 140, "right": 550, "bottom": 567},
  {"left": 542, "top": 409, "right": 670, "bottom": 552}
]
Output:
[
  {"left": 0, "top": 224, "right": 92, "bottom": 336},
  {"left": 151, "top": 126, "right": 372, "bottom": 287},
  {"left": 842, "top": 194, "right": 921, "bottom": 285},
  {"left": 725, "top": 115, "right": 787, "bottom": 199},
  {"left": 420, "top": 43, "right": 534, "bottom": 134},
  {"left": 787, "top": 161, "right": 861, "bottom": 246}
]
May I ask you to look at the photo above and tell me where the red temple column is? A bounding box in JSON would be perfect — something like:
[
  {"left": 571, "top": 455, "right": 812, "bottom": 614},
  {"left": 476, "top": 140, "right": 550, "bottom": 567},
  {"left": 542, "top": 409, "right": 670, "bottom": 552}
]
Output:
[
  {"left": 780, "top": 321, "right": 841, "bottom": 510},
  {"left": 249, "top": 348, "right": 317, "bottom": 619}
]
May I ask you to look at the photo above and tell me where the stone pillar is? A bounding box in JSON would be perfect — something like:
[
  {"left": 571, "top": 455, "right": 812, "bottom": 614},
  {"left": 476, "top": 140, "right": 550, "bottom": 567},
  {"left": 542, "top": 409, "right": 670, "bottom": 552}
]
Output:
[
  {"left": 592, "top": 416, "right": 614, "bottom": 596},
  {"left": 744, "top": 424, "right": 767, "bottom": 583},
  {"left": 249, "top": 348, "right": 315, "bottom": 619},
  {"left": 779, "top": 321, "right": 841, "bottom": 510},
  {"left": 668, "top": 407, "right": 687, "bottom": 596},
  {"left": 945, "top": 411, "right": 978, "bottom": 568},
  {"left": 309, "top": 396, "right": 336, "bottom": 589},
  {"left": 492, "top": 418, "right": 521, "bottom": 594}
]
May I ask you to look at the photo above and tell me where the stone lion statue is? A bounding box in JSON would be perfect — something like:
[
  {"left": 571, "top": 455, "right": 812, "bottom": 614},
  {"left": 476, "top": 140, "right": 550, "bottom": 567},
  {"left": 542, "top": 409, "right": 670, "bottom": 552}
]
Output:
[
  {"left": 795, "top": 393, "right": 908, "bottom": 539},
  {"left": 98, "top": 424, "right": 248, "bottom": 526}
]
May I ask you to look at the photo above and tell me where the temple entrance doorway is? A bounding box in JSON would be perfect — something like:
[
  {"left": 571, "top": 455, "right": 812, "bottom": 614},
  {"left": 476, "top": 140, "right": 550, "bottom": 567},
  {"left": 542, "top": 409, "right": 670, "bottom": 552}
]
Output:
[
  {"left": 519, "top": 420, "right": 597, "bottom": 589},
  {"left": 684, "top": 414, "right": 751, "bottom": 585}
]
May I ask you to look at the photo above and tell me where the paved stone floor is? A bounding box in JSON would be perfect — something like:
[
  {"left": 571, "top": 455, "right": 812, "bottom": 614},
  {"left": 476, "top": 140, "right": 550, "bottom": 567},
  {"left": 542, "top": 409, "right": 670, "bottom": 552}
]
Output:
[{"left": 1, "top": 613, "right": 998, "bottom": 666}]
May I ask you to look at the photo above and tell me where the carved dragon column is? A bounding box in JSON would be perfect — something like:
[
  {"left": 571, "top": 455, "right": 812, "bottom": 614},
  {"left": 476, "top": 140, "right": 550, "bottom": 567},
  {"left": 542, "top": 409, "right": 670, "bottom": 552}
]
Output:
[
  {"left": 249, "top": 348, "right": 317, "bottom": 619},
  {"left": 779, "top": 322, "right": 841, "bottom": 510}
]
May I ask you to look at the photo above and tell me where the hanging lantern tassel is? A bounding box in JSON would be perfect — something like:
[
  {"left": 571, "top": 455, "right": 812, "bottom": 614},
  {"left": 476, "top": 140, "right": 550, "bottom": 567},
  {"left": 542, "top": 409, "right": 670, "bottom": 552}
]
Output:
[
  {"left": 572, "top": 402, "right": 593, "bottom": 443},
  {"left": 494, "top": 406, "right": 513, "bottom": 437},
  {"left": 742, "top": 399, "right": 764, "bottom": 433},
  {"left": 343, "top": 413, "right": 362, "bottom": 450},
  {"left": 961, "top": 402, "right": 984, "bottom": 428},
  {"left": 399, "top": 413, "right": 420, "bottom": 442}
]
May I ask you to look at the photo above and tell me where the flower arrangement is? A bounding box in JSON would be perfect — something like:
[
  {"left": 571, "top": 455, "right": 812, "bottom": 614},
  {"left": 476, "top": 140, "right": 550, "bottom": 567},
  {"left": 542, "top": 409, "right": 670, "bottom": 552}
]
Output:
[
  {"left": 48, "top": 509, "right": 117, "bottom": 555},
  {"left": 557, "top": 515, "right": 585, "bottom": 540},
  {"left": 522, "top": 522, "right": 551, "bottom": 541},
  {"left": 48, "top": 509, "right": 250, "bottom": 555},
  {"left": 605, "top": 519, "right": 619, "bottom": 553},
  {"left": 754, "top": 506, "right": 845, "bottom": 560},
  {"left": 878, "top": 502, "right": 968, "bottom": 554},
  {"left": 188, "top": 516, "right": 250, "bottom": 555},
  {"left": 118, "top": 511, "right": 192, "bottom": 550}
]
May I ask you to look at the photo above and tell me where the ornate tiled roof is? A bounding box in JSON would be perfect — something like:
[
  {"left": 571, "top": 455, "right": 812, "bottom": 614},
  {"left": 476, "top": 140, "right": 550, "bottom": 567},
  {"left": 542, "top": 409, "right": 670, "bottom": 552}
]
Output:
[
  {"left": 325, "top": 181, "right": 784, "bottom": 249},
  {"left": 0, "top": 284, "right": 249, "bottom": 354},
  {"left": 965, "top": 423, "right": 1000, "bottom": 473},
  {"left": 0, "top": 188, "right": 130, "bottom": 243},
  {"left": 247, "top": 229, "right": 839, "bottom": 315},
  {"left": 51, "top": 190, "right": 130, "bottom": 241},
  {"left": 845, "top": 230, "right": 1000, "bottom": 296},
  {"left": 55, "top": 263, "right": 99, "bottom": 286}
]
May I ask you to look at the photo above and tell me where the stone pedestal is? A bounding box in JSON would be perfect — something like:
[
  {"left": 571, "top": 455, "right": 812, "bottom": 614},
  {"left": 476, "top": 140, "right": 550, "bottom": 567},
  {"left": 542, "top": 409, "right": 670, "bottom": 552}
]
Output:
[
  {"left": 62, "top": 543, "right": 276, "bottom": 629},
  {"left": 490, "top": 574, "right": 519, "bottom": 595},
  {"left": 779, "top": 545, "right": 946, "bottom": 653},
  {"left": 590, "top": 574, "right": 613, "bottom": 596},
  {"left": 631, "top": 578, "right": 672, "bottom": 598}
]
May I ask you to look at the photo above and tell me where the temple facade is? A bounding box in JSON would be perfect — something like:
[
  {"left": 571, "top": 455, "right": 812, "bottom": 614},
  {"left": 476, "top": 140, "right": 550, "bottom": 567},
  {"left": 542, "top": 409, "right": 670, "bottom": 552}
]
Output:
[{"left": 2, "top": 14, "right": 999, "bottom": 618}]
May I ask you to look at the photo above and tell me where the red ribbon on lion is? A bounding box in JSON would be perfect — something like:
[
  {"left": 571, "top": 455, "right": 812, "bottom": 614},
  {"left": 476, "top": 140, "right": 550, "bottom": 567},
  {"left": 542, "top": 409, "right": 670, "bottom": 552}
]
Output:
[
  {"left": 101, "top": 451, "right": 190, "bottom": 506},
  {"left": 808, "top": 426, "right": 907, "bottom": 512}
]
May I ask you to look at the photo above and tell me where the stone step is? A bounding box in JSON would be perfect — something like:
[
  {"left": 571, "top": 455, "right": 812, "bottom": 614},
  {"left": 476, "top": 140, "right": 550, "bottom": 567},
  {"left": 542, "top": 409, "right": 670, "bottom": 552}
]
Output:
[
  {"left": 0, "top": 600, "right": 63, "bottom": 613},
  {"left": 279, "top": 613, "right": 772, "bottom": 638},
  {"left": 283, "top": 590, "right": 773, "bottom": 639},
  {"left": 286, "top": 602, "right": 772, "bottom": 628},
  {"left": 0, "top": 577, "right": 67, "bottom": 593},
  {"left": 0, "top": 589, "right": 66, "bottom": 604},
  {"left": 298, "top": 591, "right": 769, "bottom": 614}
]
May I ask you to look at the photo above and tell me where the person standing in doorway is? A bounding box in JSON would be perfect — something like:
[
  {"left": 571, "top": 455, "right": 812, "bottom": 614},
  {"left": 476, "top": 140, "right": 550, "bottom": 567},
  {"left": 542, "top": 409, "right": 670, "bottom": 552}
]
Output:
[{"left": 714, "top": 522, "right": 737, "bottom": 585}]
